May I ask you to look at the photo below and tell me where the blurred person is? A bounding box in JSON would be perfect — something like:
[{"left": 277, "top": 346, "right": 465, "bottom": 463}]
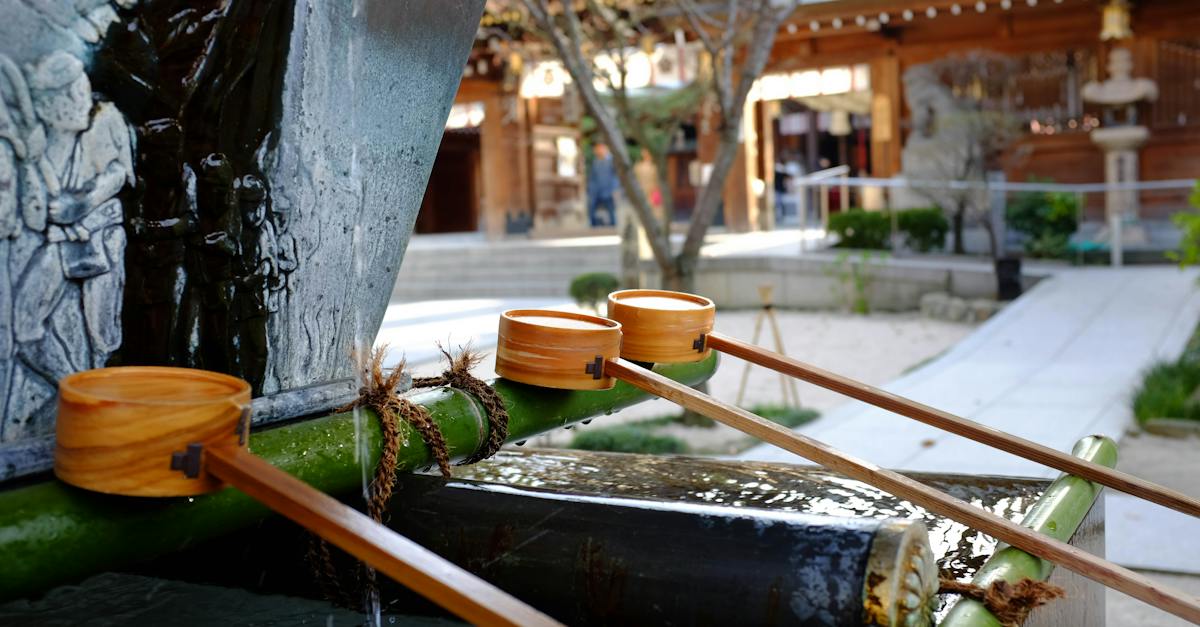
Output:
[
  {"left": 587, "top": 142, "right": 617, "bottom": 227},
  {"left": 629, "top": 147, "right": 666, "bottom": 263}
]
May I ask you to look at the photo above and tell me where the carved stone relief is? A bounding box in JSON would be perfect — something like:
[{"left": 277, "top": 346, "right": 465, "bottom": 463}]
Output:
[
  {"left": 0, "top": 0, "right": 483, "bottom": 456},
  {"left": 0, "top": 6, "right": 135, "bottom": 441}
]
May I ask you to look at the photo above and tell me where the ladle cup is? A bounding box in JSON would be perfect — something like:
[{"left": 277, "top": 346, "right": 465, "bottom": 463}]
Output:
[{"left": 54, "top": 366, "right": 559, "bottom": 627}]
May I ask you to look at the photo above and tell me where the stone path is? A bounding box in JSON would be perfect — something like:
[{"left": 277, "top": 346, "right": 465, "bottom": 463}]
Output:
[{"left": 741, "top": 267, "right": 1200, "bottom": 474}]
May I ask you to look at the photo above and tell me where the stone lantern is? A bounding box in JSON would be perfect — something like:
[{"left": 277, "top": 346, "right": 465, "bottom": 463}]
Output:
[{"left": 1082, "top": 3, "right": 1157, "bottom": 265}]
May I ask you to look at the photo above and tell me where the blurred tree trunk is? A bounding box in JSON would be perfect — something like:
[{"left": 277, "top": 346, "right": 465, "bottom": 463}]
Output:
[{"left": 518, "top": 0, "right": 795, "bottom": 292}]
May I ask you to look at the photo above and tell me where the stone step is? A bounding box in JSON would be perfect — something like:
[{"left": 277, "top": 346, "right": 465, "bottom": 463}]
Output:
[{"left": 393, "top": 241, "right": 621, "bottom": 301}]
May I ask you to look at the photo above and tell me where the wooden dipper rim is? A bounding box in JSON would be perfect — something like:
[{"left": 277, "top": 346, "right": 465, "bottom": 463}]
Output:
[
  {"left": 607, "top": 289, "right": 715, "bottom": 364},
  {"left": 55, "top": 366, "right": 252, "bottom": 497},
  {"left": 496, "top": 309, "right": 622, "bottom": 390}
]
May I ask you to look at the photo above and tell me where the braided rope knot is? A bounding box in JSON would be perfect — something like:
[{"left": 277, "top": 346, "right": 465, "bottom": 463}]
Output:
[
  {"left": 413, "top": 344, "right": 510, "bottom": 465},
  {"left": 939, "top": 577, "right": 1065, "bottom": 626}
]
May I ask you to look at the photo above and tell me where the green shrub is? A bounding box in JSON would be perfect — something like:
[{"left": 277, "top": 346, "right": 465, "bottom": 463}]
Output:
[
  {"left": 1025, "top": 231, "right": 1071, "bottom": 259},
  {"left": 750, "top": 405, "right": 819, "bottom": 428},
  {"left": 896, "top": 208, "right": 948, "bottom": 253},
  {"left": 1006, "top": 180, "right": 1079, "bottom": 258},
  {"left": 1132, "top": 361, "right": 1200, "bottom": 424},
  {"left": 569, "top": 424, "right": 689, "bottom": 454},
  {"left": 569, "top": 272, "right": 619, "bottom": 312},
  {"left": 1167, "top": 181, "right": 1200, "bottom": 268},
  {"left": 829, "top": 209, "right": 891, "bottom": 250},
  {"left": 827, "top": 250, "right": 885, "bottom": 314}
]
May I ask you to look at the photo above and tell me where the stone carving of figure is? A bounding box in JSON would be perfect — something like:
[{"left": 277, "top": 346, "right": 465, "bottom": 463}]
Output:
[
  {"left": 0, "top": 50, "right": 134, "bottom": 439},
  {"left": 903, "top": 65, "right": 958, "bottom": 142}
]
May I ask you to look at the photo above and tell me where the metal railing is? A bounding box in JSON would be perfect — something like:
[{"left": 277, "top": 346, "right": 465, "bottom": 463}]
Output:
[
  {"left": 784, "top": 165, "right": 849, "bottom": 231},
  {"left": 780, "top": 175, "right": 1197, "bottom": 266}
]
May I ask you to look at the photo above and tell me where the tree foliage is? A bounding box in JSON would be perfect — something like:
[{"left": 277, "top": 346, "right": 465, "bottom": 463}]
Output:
[{"left": 506, "top": 0, "right": 796, "bottom": 290}]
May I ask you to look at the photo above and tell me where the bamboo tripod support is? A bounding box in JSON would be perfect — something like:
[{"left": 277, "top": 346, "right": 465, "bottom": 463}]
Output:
[
  {"left": 734, "top": 285, "right": 801, "bottom": 409},
  {"left": 707, "top": 331, "right": 1200, "bottom": 520},
  {"left": 604, "top": 358, "right": 1200, "bottom": 624}
]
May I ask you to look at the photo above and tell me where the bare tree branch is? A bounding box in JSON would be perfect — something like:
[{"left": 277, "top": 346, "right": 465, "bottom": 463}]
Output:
[{"left": 518, "top": 0, "right": 674, "bottom": 269}]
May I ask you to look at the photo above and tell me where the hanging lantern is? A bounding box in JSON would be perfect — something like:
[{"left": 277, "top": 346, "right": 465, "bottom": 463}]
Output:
[
  {"left": 830, "top": 110, "right": 852, "bottom": 137},
  {"left": 640, "top": 34, "right": 656, "bottom": 56},
  {"left": 1100, "top": 0, "right": 1133, "bottom": 41}
]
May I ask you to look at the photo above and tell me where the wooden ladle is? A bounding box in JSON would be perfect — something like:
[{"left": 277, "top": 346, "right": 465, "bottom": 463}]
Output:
[
  {"left": 495, "top": 305, "right": 1200, "bottom": 623},
  {"left": 54, "top": 366, "right": 559, "bottom": 627},
  {"left": 606, "top": 288, "right": 1200, "bottom": 519}
]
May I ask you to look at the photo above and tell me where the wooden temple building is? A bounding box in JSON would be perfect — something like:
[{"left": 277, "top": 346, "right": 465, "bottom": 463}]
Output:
[{"left": 422, "top": 0, "right": 1200, "bottom": 239}]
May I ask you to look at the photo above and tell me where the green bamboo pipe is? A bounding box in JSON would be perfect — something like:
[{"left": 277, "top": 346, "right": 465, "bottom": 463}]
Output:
[
  {"left": 0, "top": 356, "right": 717, "bottom": 601},
  {"left": 939, "top": 435, "right": 1118, "bottom": 627}
]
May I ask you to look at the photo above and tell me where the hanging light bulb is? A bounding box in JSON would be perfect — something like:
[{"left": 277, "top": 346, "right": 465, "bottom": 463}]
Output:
[
  {"left": 855, "top": 14, "right": 867, "bottom": 26},
  {"left": 950, "top": 3, "right": 962, "bottom": 14},
  {"left": 926, "top": 6, "right": 938, "bottom": 18},
  {"left": 902, "top": 9, "right": 914, "bottom": 20},
  {"left": 787, "top": 22, "right": 797, "bottom": 34},
  {"left": 1026, "top": 0, "right": 1037, "bottom": 6},
  {"left": 879, "top": 12, "right": 890, "bottom": 24},
  {"left": 976, "top": 1, "right": 987, "bottom": 12},
  {"left": 640, "top": 34, "right": 656, "bottom": 55},
  {"left": 1100, "top": 0, "right": 1133, "bottom": 40},
  {"left": 1000, "top": 0, "right": 1012, "bottom": 8},
  {"left": 832, "top": 17, "right": 843, "bottom": 28},
  {"left": 810, "top": 20, "right": 820, "bottom": 31}
]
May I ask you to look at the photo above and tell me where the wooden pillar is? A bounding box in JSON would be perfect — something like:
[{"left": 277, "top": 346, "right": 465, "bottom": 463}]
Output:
[
  {"left": 480, "top": 93, "right": 510, "bottom": 239},
  {"left": 720, "top": 98, "right": 761, "bottom": 232},
  {"left": 758, "top": 100, "right": 778, "bottom": 231},
  {"left": 869, "top": 55, "right": 903, "bottom": 178}
]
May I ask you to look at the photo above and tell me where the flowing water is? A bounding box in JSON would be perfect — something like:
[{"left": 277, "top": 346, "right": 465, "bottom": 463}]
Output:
[{"left": 347, "top": 1, "right": 380, "bottom": 623}]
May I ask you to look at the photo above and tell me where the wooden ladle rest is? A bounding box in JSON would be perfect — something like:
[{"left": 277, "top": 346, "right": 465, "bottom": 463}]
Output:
[
  {"left": 53, "top": 366, "right": 559, "bottom": 627},
  {"left": 494, "top": 304, "right": 1200, "bottom": 623}
]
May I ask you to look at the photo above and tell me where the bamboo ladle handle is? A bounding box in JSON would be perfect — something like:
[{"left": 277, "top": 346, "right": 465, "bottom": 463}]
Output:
[
  {"left": 604, "top": 358, "right": 1200, "bottom": 625},
  {"left": 705, "top": 331, "right": 1200, "bottom": 520},
  {"left": 203, "top": 445, "right": 561, "bottom": 627}
]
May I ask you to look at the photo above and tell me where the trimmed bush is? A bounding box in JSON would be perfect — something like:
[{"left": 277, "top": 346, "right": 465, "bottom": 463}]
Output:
[
  {"left": 896, "top": 207, "right": 948, "bottom": 253},
  {"left": 750, "top": 405, "right": 819, "bottom": 428},
  {"left": 1133, "top": 361, "right": 1200, "bottom": 424},
  {"left": 569, "top": 424, "right": 689, "bottom": 454},
  {"left": 569, "top": 272, "right": 619, "bottom": 312},
  {"left": 1006, "top": 181, "right": 1079, "bottom": 258},
  {"left": 829, "top": 209, "right": 891, "bottom": 250}
]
